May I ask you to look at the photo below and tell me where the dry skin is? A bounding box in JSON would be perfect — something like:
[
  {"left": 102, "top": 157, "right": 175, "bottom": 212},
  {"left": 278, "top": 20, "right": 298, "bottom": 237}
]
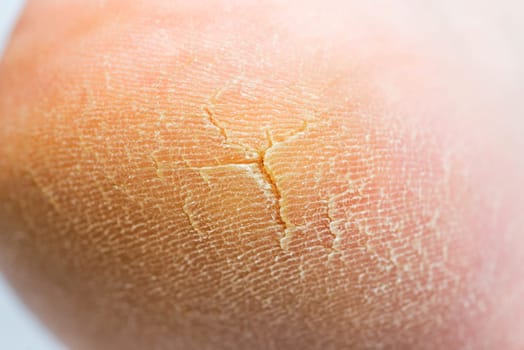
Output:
[{"left": 0, "top": 0, "right": 523, "bottom": 349}]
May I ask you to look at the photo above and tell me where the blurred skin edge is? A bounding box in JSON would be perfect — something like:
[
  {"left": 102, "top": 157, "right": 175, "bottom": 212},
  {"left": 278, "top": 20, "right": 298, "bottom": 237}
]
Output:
[{"left": 0, "top": 0, "right": 26, "bottom": 57}]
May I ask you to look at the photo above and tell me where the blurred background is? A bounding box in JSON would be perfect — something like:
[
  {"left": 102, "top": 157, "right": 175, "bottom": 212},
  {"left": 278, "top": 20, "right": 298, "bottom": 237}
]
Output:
[{"left": 0, "top": 0, "right": 63, "bottom": 348}]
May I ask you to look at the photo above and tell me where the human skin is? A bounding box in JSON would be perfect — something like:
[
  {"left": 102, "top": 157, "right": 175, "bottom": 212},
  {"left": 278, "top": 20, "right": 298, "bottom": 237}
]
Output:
[{"left": 0, "top": 0, "right": 523, "bottom": 349}]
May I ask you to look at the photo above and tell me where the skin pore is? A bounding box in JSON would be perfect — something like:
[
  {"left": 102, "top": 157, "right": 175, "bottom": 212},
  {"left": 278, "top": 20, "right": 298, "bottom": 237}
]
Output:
[{"left": 0, "top": 0, "right": 523, "bottom": 349}]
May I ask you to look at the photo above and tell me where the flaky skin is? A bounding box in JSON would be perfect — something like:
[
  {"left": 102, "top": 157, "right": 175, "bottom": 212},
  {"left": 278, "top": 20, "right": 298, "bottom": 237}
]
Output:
[{"left": 0, "top": 1, "right": 523, "bottom": 349}]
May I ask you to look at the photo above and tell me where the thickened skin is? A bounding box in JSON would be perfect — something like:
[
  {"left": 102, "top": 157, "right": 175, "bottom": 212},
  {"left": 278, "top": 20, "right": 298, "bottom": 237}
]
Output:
[{"left": 0, "top": 1, "right": 523, "bottom": 349}]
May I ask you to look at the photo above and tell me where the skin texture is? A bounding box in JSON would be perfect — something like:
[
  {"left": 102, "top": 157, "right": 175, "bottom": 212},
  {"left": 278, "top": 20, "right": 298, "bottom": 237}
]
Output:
[{"left": 0, "top": 0, "right": 523, "bottom": 349}]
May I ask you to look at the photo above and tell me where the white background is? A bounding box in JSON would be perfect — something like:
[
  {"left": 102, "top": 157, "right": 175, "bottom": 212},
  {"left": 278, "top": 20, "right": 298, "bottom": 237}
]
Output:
[{"left": 0, "top": 0, "right": 63, "bottom": 348}]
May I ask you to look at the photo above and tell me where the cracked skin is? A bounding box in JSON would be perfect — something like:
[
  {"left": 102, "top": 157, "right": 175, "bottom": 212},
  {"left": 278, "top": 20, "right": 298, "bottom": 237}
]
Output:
[
  {"left": 204, "top": 103, "right": 302, "bottom": 248},
  {"left": 1, "top": 1, "right": 524, "bottom": 350},
  {"left": 202, "top": 104, "right": 293, "bottom": 246}
]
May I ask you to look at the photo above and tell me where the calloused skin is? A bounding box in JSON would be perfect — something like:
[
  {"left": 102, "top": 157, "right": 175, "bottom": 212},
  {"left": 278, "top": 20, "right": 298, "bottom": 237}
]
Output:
[{"left": 0, "top": 0, "right": 523, "bottom": 349}]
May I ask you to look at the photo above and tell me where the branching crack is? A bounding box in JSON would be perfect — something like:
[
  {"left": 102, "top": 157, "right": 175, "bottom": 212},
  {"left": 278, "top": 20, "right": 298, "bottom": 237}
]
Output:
[
  {"left": 257, "top": 130, "right": 290, "bottom": 237},
  {"left": 203, "top": 105, "right": 258, "bottom": 159},
  {"left": 201, "top": 100, "right": 315, "bottom": 250}
]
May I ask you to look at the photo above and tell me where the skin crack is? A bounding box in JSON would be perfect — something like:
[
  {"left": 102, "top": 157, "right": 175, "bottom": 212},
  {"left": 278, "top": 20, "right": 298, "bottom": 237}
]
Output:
[
  {"left": 182, "top": 197, "right": 206, "bottom": 236},
  {"left": 257, "top": 131, "right": 294, "bottom": 249},
  {"left": 203, "top": 106, "right": 259, "bottom": 160},
  {"left": 202, "top": 106, "right": 302, "bottom": 250},
  {"left": 204, "top": 106, "right": 228, "bottom": 141}
]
